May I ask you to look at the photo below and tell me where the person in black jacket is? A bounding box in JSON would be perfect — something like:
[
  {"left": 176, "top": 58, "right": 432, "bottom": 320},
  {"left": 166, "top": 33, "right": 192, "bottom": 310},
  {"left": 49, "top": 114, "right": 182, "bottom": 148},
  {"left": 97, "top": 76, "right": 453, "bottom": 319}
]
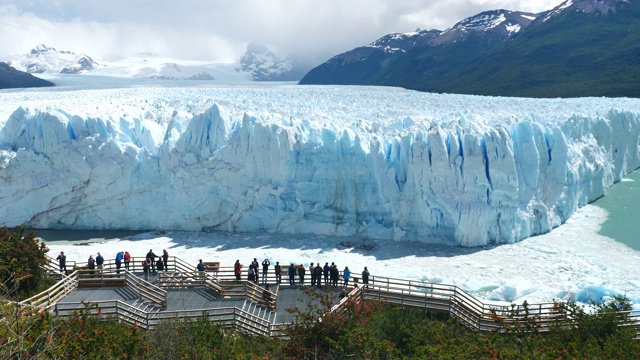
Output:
[
  {"left": 274, "top": 261, "right": 281, "bottom": 284},
  {"left": 146, "top": 249, "right": 157, "bottom": 273},
  {"left": 56, "top": 251, "right": 67, "bottom": 275}
]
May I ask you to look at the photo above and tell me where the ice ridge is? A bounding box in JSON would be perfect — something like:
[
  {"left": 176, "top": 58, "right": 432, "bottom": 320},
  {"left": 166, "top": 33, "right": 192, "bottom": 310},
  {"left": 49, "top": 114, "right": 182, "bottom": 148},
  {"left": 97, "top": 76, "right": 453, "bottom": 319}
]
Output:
[{"left": 1, "top": 89, "right": 639, "bottom": 247}]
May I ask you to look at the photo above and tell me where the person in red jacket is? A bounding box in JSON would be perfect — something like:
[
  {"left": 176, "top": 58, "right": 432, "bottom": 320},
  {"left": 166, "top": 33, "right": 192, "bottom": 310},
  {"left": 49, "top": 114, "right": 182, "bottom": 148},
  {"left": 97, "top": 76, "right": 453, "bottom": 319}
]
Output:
[{"left": 123, "top": 251, "right": 131, "bottom": 270}]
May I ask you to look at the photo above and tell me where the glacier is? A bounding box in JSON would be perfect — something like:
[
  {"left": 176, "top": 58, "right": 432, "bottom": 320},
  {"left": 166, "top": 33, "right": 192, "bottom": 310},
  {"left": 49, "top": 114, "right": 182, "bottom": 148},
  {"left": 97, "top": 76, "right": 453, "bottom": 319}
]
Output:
[{"left": 1, "top": 84, "right": 640, "bottom": 247}]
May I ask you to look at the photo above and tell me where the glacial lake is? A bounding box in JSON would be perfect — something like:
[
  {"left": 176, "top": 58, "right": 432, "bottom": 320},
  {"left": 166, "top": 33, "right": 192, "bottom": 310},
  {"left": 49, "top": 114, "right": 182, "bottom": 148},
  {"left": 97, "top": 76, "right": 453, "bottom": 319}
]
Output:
[{"left": 592, "top": 167, "right": 640, "bottom": 251}]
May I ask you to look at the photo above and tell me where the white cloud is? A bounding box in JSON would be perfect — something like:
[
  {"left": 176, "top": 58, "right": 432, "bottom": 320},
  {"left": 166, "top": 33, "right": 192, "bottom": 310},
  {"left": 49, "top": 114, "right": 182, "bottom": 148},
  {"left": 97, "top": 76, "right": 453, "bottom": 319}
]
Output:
[{"left": 0, "top": 1, "right": 565, "bottom": 62}]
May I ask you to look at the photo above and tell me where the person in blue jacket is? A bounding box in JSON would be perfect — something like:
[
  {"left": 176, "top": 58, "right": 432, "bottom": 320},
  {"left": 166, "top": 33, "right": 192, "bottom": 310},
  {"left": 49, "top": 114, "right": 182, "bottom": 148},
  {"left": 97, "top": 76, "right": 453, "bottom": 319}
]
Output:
[
  {"left": 115, "top": 251, "right": 124, "bottom": 274},
  {"left": 342, "top": 266, "right": 351, "bottom": 287}
]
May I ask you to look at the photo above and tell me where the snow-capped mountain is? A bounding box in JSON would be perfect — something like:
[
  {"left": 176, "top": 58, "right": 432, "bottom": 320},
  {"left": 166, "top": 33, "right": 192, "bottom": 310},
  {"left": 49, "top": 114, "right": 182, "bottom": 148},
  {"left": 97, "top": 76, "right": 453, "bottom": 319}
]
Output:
[
  {"left": 236, "top": 43, "right": 315, "bottom": 81},
  {"left": 434, "top": 9, "right": 536, "bottom": 44},
  {"left": 60, "top": 55, "right": 100, "bottom": 74},
  {"left": 539, "top": 0, "right": 630, "bottom": 23},
  {"left": 8, "top": 44, "right": 101, "bottom": 74},
  {"left": 300, "top": 0, "right": 639, "bottom": 98},
  {"left": 300, "top": 10, "right": 535, "bottom": 86}
]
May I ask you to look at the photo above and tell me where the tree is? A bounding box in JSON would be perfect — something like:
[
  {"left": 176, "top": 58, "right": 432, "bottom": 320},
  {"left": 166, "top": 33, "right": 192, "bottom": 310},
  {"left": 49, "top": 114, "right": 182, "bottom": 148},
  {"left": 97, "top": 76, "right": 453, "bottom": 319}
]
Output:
[{"left": 0, "top": 226, "right": 49, "bottom": 298}]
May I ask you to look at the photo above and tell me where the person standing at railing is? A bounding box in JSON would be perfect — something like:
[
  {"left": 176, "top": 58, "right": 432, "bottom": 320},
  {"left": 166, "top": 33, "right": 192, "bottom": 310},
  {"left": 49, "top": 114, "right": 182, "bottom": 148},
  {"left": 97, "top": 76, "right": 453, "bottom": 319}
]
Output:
[
  {"left": 234, "top": 260, "right": 243, "bottom": 283},
  {"left": 96, "top": 252, "right": 104, "bottom": 270},
  {"left": 314, "top": 263, "right": 323, "bottom": 288},
  {"left": 197, "top": 259, "right": 206, "bottom": 282},
  {"left": 342, "top": 266, "right": 351, "bottom": 288},
  {"left": 298, "top": 264, "right": 306, "bottom": 286},
  {"left": 162, "top": 250, "right": 169, "bottom": 272},
  {"left": 330, "top": 263, "right": 339, "bottom": 287},
  {"left": 309, "top": 262, "right": 316, "bottom": 287},
  {"left": 261, "top": 258, "right": 270, "bottom": 284},
  {"left": 88, "top": 255, "right": 96, "bottom": 275},
  {"left": 288, "top": 263, "right": 296, "bottom": 286},
  {"left": 323, "top": 262, "right": 330, "bottom": 284},
  {"left": 123, "top": 251, "right": 131, "bottom": 270},
  {"left": 143, "top": 258, "right": 151, "bottom": 281},
  {"left": 115, "top": 251, "right": 124, "bottom": 274},
  {"left": 362, "top": 266, "right": 370, "bottom": 286},
  {"left": 56, "top": 251, "right": 67, "bottom": 276},
  {"left": 146, "top": 249, "right": 157, "bottom": 273},
  {"left": 274, "top": 261, "right": 281, "bottom": 284}
]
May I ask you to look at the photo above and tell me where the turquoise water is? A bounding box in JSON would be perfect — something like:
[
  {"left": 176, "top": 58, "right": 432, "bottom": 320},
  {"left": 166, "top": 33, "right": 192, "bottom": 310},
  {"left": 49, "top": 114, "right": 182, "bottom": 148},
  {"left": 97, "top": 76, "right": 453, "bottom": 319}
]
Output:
[{"left": 592, "top": 168, "right": 640, "bottom": 251}]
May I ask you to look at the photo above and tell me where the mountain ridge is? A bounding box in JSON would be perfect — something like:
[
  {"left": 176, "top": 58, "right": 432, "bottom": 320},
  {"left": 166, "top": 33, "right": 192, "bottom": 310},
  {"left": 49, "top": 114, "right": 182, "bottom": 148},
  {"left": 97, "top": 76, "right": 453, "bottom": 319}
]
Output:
[{"left": 300, "top": 0, "right": 639, "bottom": 98}]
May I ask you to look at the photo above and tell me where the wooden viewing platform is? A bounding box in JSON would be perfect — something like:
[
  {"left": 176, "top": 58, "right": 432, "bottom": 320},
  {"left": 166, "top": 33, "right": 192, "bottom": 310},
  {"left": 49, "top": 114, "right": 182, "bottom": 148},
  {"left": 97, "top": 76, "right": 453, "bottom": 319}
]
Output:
[{"left": 13, "top": 255, "right": 640, "bottom": 338}]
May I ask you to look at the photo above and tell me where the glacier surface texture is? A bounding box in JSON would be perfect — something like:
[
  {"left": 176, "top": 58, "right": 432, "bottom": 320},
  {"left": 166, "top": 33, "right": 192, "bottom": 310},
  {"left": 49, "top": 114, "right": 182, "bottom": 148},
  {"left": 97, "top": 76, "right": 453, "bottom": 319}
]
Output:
[{"left": 1, "top": 85, "right": 639, "bottom": 247}]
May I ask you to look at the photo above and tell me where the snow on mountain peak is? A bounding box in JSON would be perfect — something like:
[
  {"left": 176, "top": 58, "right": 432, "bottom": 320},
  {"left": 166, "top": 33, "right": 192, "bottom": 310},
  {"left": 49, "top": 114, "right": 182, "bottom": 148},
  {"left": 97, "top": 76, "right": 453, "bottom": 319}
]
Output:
[{"left": 542, "top": 0, "right": 630, "bottom": 22}]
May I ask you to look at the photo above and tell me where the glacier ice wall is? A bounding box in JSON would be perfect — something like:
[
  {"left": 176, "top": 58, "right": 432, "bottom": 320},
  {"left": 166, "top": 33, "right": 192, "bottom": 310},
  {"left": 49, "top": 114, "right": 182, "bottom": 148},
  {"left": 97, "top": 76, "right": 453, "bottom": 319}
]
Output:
[{"left": 1, "top": 86, "right": 639, "bottom": 247}]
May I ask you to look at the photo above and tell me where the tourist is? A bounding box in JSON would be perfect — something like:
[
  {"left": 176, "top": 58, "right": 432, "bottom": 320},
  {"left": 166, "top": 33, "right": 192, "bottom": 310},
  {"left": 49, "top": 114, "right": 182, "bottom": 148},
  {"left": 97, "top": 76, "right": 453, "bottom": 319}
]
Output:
[
  {"left": 309, "top": 262, "right": 316, "bottom": 287},
  {"left": 362, "top": 266, "right": 370, "bottom": 285},
  {"left": 156, "top": 258, "right": 164, "bottom": 272},
  {"left": 298, "top": 264, "right": 306, "bottom": 286},
  {"left": 96, "top": 252, "right": 104, "bottom": 270},
  {"left": 88, "top": 255, "right": 95, "bottom": 275},
  {"left": 288, "top": 263, "right": 296, "bottom": 286},
  {"left": 146, "top": 249, "right": 157, "bottom": 273},
  {"left": 251, "top": 258, "right": 259, "bottom": 272},
  {"left": 162, "top": 250, "right": 169, "bottom": 272},
  {"left": 234, "top": 260, "right": 243, "bottom": 283},
  {"left": 143, "top": 259, "right": 151, "bottom": 281},
  {"left": 123, "top": 251, "right": 131, "bottom": 270},
  {"left": 262, "top": 258, "right": 270, "bottom": 284},
  {"left": 56, "top": 251, "right": 67, "bottom": 275},
  {"left": 196, "top": 259, "right": 206, "bottom": 282},
  {"left": 343, "top": 266, "right": 351, "bottom": 287},
  {"left": 115, "top": 251, "right": 124, "bottom": 274},
  {"left": 323, "top": 262, "right": 330, "bottom": 284},
  {"left": 274, "top": 261, "right": 281, "bottom": 284},
  {"left": 314, "top": 263, "right": 323, "bottom": 288},
  {"left": 248, "top": 266, "right": 257, "bottom": 283},
  {"left": 330, "top": 264, "right": 339, "bottom": 287}
]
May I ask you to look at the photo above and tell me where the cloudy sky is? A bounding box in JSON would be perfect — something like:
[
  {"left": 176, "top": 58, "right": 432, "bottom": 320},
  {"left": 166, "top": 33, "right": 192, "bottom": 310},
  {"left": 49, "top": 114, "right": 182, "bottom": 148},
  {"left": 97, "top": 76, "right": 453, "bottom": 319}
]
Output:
[{"left": 0, "top": 0, "right": 564, "bottom": 63}]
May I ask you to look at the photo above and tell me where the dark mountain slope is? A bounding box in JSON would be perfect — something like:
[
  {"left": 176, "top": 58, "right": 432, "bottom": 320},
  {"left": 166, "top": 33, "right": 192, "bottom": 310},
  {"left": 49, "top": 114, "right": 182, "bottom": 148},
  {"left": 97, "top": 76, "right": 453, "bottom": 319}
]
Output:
[
  {"left": 429, "top": 0, "right": 640, "bottom": 97},
  {"left": 0, "top": 62, "right": 54, "bottom": 90}
]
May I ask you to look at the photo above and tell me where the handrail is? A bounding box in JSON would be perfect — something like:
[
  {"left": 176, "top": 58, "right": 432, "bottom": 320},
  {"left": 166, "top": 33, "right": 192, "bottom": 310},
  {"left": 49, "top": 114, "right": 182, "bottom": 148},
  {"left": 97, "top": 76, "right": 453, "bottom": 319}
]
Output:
[
  {"left": 52, "top": 300, "right": 273, "bottom": 336},
  {"left": 245, "top": 281, "right": 278, "bottom": 311},
  {"left": 124, "top": 270, "right": 167, "bottom": 308},
  {"left": 19, "top": 270, "right": 79, "bottom": 310},
  {"left": 36, "top": 257, "right": 640, "bottom": 339}
]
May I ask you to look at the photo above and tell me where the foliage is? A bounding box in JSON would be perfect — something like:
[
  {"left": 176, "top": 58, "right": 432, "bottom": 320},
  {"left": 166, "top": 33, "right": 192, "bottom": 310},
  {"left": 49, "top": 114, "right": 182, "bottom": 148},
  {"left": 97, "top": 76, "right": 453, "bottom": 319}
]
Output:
[
  {"left": 0, "top": 226, "right": 50, "bottom": 299},
  {"left": 1, "top": 284, "right": 639, "bottom": 359},
  {"left": 147, "top": 315, "right": 273, "bottom": 360}
]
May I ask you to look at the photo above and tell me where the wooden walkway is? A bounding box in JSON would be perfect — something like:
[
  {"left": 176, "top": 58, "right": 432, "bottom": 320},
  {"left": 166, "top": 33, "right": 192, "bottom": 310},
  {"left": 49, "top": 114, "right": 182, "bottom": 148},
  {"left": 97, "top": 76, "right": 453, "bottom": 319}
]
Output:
[{"left": 17, "top": 256, "right": 640, "bottom": 338}]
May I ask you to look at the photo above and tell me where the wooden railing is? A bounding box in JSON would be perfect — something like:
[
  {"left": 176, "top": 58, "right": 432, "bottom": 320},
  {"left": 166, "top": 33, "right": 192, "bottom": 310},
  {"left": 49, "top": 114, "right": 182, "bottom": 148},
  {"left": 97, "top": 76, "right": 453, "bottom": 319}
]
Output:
[
  {"left": 245, "top": 281, "right": 278, "bottom": 311},
  {"left": 19, "top": 271, "right": 79, "bottom": 310},
  {"left": 38, "top": 257, "right": 640, "bottom": 338},
  {"left": 124, "top": 270, "right": 167, "bottom": 308},
  {"left": 158, "top": 271, "right": 224, "bottom": 296},
  {"left": 52, "top": 300, "right": 275, "bottom": 336}
]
